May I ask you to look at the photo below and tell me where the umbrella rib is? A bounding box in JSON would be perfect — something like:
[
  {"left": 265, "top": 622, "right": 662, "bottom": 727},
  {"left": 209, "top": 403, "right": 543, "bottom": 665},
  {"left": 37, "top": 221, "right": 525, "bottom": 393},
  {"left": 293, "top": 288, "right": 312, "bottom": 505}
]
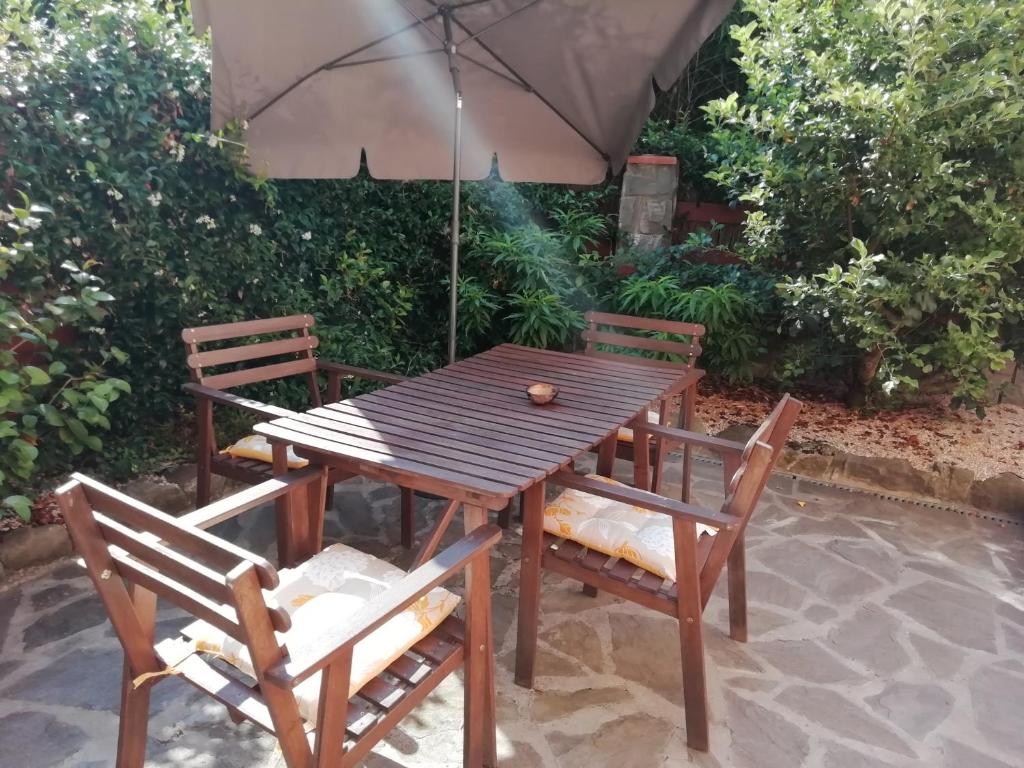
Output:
[
  {"left": 458, "top": 53, "right": 530, "bottom": 91},
  {"left": 396, "top": 0, "right": 445, "bottom": 44},
  {"left": 326, "top": 48, "right": 445, "bottom": 70},
  {"left": 456, "top": 0, "right": 543, "bottom": 45},
  {"left": 248, "top": 12, "right": 440, "bottom": 121},
  {"left": 447, "top": 13, "right": 610, "bottom": 161}
]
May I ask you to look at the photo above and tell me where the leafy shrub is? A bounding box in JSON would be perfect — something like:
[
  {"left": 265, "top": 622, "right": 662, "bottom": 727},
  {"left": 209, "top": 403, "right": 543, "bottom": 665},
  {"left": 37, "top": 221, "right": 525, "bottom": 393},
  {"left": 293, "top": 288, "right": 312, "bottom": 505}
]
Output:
[
  {"left": 705, "top": 0, "right": 1024, "bottom": 408},
  {"left": 612, "top": 272, "right": 766, "bottom": 381},
  {"left": 0, "top": 195, "right": 129, "bottom": 519},
  {"left": 459, "top": 207, "right": 607, "bottom": 351},
  {"left": 0, "top": 0, "right": 618, "bottom": 491}
]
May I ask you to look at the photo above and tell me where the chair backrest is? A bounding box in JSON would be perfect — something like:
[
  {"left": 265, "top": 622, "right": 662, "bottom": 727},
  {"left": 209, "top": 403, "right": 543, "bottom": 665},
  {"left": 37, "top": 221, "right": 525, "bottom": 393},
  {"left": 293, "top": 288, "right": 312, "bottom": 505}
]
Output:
[
  {"left": 582, "top": 310, "right": 706, "bottom": 369},
  {"left": 181, "top": 315, "right": 322, "bottom": 403},
  {"left": 700, "top": 394, "right": 802, "bottom": 600},
  {"left": 55, "top": 473, "right": 285, "bottom": 675}
]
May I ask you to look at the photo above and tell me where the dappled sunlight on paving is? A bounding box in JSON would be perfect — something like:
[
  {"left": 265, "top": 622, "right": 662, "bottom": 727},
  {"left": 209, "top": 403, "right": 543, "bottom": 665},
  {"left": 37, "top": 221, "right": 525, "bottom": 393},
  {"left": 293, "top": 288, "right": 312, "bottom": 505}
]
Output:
[{"left": 0, "top": 459, "right": 1022, "bottom": 767}]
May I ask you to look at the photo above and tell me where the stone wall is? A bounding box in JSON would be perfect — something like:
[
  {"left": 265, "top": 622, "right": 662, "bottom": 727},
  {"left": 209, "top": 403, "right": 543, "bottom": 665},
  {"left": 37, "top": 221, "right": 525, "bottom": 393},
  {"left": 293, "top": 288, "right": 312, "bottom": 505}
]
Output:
[{"left": 617, "top": 155, "right": 678, "bottom": 252}]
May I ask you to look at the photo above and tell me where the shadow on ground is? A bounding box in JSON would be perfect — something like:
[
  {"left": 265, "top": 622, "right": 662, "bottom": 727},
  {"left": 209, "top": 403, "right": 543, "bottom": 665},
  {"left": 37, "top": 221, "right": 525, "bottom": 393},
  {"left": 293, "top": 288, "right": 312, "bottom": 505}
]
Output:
[{"left": 1, "top": 458, "right": 1022, "bottom": 767}]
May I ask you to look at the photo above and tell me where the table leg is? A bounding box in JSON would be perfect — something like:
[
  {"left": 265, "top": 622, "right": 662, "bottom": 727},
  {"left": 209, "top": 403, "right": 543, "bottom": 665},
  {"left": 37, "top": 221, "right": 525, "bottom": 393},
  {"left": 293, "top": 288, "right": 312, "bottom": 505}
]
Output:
[
  {"left": 515, "top": 481, "right": 545, "bottom": 688},
  {"left": 272, "top": 444, "right": 324, "bottom": 568},
  {"left": 596, "top": 435, "right": 615, "bottom": 477}
]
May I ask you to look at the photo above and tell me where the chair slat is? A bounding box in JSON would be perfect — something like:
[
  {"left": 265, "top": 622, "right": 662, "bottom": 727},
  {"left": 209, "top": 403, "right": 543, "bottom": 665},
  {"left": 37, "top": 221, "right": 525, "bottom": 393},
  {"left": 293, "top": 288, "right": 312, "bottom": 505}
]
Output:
[
  {"left": 181, "top": 314, "right": 315, "bottom": 344},
  {"left": 585, "top": 311, "right": 705, "bottom": 337},
  {"left": 169, "top": 649, "right": 277, "bottom": 734},
  {"left": 358, "top": 677, "right": 408, "bottom": 710},
  {"left": 74, "top": 474, "right": 279, "bottom": 589},
  {"left": 187, "top": 335, "right": 319, "bottom": 370},
  {"left": 201, "top": 357, "right": 317, "bottom": 390},
  {"left": 386, "top": 653, "right": 432, "bottom": 686},
  {"left": 582, "top": 329, "right": 697, "bottom": 357},
  {"left": 95, "top": 512, "right": 232, "bottom": 605},
  {"left": 112, "top": 552, "right": 245, "bottom": 642}
]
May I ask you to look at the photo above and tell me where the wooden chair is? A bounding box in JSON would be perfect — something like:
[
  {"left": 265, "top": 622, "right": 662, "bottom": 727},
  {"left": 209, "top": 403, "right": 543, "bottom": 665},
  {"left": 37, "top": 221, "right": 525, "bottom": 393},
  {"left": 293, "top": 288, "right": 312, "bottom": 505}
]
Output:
[
  {"left": 181, "top": 314, "right": 418, "bottom": 549},
  {"left": 56, "top": 468, "right": 501, "bottom": 768},
  {"left": 515, "top": 394, "right": 801, "bottom": 751},
  {"left": 582, "top": 310, "right": 706, "bottom": 495}
]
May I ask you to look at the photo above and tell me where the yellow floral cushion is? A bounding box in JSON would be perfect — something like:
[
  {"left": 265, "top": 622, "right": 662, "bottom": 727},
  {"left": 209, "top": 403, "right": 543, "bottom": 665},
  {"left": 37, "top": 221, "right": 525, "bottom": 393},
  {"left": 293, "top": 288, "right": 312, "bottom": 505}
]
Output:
[
  {"left": 544, "top": 474, "right": 717, "bottom": 581},
  {"left": 222, "top": 434, "right": 309, "bottom": 469},
  {"left": 616, "top": 409, "right": 662, "bottom": 443},
  {"left": 184, "top": 542, "right": 461, "bottom": 722}
]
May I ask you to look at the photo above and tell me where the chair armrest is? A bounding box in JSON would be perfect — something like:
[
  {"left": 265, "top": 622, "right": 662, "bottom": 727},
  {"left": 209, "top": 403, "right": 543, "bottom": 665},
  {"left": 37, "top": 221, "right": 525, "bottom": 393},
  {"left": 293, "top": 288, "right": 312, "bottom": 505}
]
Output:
[
  {"left": 182, "top": 383, "right": 295, "bottom": 420},
  {"left": 642, "top": 423, "right": 745, "bottom": 456},
  {"left": 178, "top": 467, "right": 327, "bottom": 530},
  {"left": 265, "top": 524, "right": 502, "bottom": 688},
  {"left": 316, "top": 360, "right": 408, "bottom": 385},
  {"left": 551, "top": 469, "right": 742, "bottom": 531}
]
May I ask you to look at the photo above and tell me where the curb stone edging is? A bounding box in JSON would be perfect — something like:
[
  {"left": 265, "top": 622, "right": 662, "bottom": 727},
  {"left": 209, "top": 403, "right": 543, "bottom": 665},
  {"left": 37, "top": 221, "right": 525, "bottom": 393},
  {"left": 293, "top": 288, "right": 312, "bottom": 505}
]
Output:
[
  {"left": 0, "top": 524, "right": 73, "bottom": 575},
  {"left": 710, "top": 423, "right": 1022, "bottom": 521},
  {"left": 0, "top": 462, "right": 243, "bottom": 584},
  {"left": 778, "top": 445, "right": 1023, "bottom": 521}
]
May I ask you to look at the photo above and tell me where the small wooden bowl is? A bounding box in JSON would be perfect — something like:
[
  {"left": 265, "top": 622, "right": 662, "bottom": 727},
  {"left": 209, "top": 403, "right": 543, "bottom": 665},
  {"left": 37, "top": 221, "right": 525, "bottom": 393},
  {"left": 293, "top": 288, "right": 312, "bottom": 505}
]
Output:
[{"left": 526, "top": 382, "right": 559, "bottom": 405}]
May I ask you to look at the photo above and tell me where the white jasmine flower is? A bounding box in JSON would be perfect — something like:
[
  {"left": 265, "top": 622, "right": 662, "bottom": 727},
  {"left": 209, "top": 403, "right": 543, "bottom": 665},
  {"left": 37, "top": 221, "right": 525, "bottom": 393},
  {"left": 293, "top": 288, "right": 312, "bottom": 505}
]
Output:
[
  {"left": 301, "top": 231, "right": 312, "bottom": 241},
  {"left": 147, "top": 192, "right": 162, "bottom": 207},
  {"left": 196, "top": 214, "right": 216, "bottom": 230},
  {"left": 71, "top": 237, "right": 83, "bottom": 247},
  {"left": 206, "top": 134, "right": 220, "bottom": 148},
  {"left": 248, "top": 223, "right": 263, "bottom": 236},
  {"left": 229, "top": 195, "right": 237, "bottom": 202},
  {"left": 106, "top": 188, "right": 123, "bottom": 201}
]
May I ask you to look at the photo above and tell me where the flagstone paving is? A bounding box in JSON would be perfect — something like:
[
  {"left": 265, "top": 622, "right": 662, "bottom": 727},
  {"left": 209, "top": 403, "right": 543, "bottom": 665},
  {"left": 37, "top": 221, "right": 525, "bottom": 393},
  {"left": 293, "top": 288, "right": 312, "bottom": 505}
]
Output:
[{"left": 1, "top": 458, "right": 1022, "bottom": 767}]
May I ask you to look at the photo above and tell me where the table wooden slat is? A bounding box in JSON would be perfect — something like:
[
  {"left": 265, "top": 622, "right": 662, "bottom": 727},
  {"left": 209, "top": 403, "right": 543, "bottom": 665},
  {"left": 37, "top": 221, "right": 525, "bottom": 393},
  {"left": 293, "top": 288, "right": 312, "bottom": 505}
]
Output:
[{"left": 255, "top": 345, "right": 702, "bottom": 507}]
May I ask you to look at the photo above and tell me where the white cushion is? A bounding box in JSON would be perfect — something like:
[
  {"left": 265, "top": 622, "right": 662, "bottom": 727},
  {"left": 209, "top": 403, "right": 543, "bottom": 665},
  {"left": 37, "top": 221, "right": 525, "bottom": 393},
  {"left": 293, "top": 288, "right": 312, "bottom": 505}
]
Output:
[
  {"left": 185, "top": 542, "right": 461, "bottom": 721},
  {"left": 221, "top": 434, "right": 309, "bottom": 469},
  {"left": 544, "top": 474, "right": 717, "bottom": 581}
]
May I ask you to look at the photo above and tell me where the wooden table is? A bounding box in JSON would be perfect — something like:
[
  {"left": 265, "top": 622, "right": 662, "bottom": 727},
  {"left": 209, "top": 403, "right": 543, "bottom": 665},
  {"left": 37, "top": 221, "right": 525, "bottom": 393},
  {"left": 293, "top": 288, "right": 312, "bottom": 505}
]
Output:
[{"left": 254, "top": 343, "right": 702, "bottom": 566}]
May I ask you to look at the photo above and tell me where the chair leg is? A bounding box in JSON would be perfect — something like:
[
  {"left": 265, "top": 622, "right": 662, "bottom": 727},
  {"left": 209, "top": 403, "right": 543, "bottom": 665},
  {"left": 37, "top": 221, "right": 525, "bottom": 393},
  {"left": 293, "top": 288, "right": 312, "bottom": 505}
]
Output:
[
  {"left": 115, "top": 659, "right": 153, "bottom": 768},
  {"left": 464, "top": 507, "right": 496, "bottom": 768},
  {"left": 400, "top": 487, "right": 415, "bottom": 549},
  {"left": 116, "top": 584, "right": 157, "bottom": 768},
  {"left": 514, "top": 482, "right": 546, "bottom": 689},
  {"left": 195, "top": 398, "right": 213, "bottom": 507},
  {"left": 675, "top": 523, "right": 710, "bottom": 752},
  {"left": 727, "top": 533, "right": 748, "bottom": 642}
]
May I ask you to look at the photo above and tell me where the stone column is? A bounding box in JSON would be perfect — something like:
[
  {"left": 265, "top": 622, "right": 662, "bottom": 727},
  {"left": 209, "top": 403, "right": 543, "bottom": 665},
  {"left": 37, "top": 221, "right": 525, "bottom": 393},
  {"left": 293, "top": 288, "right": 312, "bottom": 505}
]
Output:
[{"left": 617, "top": 155, "right": 679, "bottom": 252}]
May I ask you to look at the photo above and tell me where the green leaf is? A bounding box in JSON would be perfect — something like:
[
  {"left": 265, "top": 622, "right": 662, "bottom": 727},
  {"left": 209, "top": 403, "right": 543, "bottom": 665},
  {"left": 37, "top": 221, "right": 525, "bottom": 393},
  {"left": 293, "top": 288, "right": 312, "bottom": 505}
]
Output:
[
  {"left": 23, "top": 366, "right": 51, "bottom": 386},
  {"left": 38, "top": 404, "right": 64, "bottom": 427},
  {"left": 3, "top": 495, "right": 32, "bottom": 522}
]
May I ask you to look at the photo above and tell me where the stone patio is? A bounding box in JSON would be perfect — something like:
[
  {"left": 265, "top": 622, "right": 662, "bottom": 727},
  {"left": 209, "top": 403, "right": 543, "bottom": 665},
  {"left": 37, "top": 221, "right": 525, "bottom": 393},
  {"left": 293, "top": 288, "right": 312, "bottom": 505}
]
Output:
[{"left": 1, "top": 457, "right": 1022, "bottom": 767}]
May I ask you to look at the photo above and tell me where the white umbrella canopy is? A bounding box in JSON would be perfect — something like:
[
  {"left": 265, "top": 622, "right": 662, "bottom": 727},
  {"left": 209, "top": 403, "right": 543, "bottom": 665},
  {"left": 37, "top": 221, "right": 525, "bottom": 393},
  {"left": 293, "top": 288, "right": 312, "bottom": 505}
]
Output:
[{"left": 192, "top": 0, "right": 735, "bottom": 358}]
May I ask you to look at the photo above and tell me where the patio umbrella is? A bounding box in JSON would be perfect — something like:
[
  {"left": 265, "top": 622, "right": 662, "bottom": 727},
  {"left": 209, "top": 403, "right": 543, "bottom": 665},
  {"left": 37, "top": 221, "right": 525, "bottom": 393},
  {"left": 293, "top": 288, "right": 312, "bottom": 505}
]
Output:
[{"left": 192, "top": 0, "right": 735, "bottom": 362}]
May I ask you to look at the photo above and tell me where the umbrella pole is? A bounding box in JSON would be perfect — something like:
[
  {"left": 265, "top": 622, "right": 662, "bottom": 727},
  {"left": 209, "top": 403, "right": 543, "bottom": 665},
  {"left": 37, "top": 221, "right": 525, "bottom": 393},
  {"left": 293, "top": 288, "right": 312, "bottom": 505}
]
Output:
[{"left": 448, "top": 94, "right": 463, "bottom": 365}]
